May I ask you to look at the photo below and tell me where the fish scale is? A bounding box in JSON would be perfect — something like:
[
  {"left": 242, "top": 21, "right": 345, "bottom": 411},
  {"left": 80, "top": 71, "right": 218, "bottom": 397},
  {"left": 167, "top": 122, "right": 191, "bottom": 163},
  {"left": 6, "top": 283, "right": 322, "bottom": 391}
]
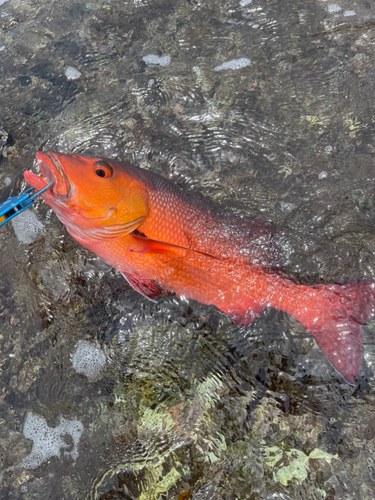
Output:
[{"left": 24, "top": 151, "right": 375, "bottom": 385}]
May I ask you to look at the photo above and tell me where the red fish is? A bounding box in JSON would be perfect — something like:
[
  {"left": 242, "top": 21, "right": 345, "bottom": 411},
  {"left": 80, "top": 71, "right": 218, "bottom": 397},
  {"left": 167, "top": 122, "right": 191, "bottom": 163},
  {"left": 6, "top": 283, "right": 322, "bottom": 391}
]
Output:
[{"left": 24, "top": 151, "right": 375, "bottom": 384}]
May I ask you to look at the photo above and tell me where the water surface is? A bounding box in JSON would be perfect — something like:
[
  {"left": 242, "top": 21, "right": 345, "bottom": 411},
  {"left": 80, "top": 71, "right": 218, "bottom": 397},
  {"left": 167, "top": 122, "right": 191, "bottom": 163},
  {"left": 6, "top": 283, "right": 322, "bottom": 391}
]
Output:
[{"left": 0, "top": 0, "right": 375, "bottom": 498}]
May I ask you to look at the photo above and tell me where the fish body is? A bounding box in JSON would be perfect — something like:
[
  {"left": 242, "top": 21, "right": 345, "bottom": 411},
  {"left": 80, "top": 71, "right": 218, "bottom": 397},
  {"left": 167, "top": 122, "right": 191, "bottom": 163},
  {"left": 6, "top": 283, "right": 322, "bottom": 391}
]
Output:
[{"left": 24, "top": 152, "right": 375, "bottom": 384}]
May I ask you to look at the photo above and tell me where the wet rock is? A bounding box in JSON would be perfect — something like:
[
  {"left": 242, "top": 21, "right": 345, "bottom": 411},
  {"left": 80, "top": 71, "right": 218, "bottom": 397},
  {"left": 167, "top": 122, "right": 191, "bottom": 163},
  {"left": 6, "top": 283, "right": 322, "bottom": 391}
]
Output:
[{"left": 0, "top": 129, "right": 8, "bottom": 155}]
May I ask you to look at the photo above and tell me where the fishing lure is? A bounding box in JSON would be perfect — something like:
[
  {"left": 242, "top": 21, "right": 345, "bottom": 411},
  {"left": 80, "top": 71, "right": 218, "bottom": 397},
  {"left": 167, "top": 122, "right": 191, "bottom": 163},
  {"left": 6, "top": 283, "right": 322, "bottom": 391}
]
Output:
[{"left": 0, "top": 180, "right": 53, "bottom": 227}]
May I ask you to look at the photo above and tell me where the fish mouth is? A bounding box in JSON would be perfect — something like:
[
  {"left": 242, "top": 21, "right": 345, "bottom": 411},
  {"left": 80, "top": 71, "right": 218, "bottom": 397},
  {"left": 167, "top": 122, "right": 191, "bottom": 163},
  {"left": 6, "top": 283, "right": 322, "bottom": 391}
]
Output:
[
  {"left": 24, "top": 151, "right": 73, "bottom": 201},
  {"left": 37, "top": 151, "right": 73, "bottom": 199}
]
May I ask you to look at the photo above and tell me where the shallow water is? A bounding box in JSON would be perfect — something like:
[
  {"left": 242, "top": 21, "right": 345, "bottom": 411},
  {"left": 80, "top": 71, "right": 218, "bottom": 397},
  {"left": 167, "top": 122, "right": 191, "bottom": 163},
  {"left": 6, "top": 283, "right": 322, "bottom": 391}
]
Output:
[{"left": 1, "top": 0, "right": 375, "bottom": 498}]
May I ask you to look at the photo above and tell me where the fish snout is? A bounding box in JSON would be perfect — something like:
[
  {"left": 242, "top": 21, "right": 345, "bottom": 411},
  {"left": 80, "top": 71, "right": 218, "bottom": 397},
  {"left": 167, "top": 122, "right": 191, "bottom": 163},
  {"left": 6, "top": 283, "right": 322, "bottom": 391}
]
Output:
[{"left": 36, "top": 151, "right": 73, "bottom": 200}]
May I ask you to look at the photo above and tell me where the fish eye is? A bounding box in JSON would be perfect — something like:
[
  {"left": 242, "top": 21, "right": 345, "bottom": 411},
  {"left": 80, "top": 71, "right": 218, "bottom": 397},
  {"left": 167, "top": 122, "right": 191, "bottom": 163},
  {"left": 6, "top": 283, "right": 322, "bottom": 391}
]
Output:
[{"left": 93, "top": 161, "right": 113, "bottom": 178}]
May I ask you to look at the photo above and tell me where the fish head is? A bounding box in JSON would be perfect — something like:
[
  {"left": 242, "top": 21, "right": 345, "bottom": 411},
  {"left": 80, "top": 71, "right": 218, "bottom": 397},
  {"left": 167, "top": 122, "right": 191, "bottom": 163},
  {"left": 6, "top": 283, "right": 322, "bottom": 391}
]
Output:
[{"left": 24, "top": 151, "right": 150, "bottom": 239}]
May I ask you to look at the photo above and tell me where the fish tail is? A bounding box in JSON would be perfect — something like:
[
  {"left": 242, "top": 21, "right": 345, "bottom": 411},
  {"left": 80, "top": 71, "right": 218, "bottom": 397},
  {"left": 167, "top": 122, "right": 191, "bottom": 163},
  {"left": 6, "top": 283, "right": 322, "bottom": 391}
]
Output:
[{"left": 291, "top": 281, "right": 375, "bottom": 384}]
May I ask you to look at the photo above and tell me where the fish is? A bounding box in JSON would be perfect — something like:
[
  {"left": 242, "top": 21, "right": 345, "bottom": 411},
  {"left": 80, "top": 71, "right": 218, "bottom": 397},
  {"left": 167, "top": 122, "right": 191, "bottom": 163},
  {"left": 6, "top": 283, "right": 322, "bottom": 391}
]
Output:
[{"left": 24, "top": 151, "right": 375, "bottom": 385}]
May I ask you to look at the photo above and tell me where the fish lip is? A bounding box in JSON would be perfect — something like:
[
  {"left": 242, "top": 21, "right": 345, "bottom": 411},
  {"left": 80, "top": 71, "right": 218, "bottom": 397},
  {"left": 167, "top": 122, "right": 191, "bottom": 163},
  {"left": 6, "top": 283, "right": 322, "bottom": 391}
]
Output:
[{"left": 36, "top": 151, "right": 73, "bottom": 200}]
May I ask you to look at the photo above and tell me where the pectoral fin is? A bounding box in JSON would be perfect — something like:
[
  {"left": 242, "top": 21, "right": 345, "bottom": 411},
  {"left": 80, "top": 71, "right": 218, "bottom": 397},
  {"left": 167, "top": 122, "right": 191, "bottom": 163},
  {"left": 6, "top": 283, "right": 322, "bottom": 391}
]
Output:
[
  {"left": 121, "top": 271, "right": 162, "bottom": 302},
  {"left": 130, "top": 231, "right": 220, "bottom": 258}
]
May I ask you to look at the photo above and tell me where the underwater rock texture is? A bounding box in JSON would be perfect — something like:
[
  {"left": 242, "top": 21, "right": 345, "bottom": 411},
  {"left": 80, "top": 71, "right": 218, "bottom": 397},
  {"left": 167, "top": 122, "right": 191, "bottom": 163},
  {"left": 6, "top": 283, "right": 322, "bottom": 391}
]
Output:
[{"left": 0, "top": 0, "right": 375, "bottom": 498}]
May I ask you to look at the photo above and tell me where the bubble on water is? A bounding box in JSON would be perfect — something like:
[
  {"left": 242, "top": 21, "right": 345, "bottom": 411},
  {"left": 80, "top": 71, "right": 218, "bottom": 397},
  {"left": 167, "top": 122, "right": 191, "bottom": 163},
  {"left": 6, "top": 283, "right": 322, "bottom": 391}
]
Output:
[
  {"left": 328, "top": 4, "right": 341, "bottom": 13},
  {"left": 20, "top": 413, "right": 83, "bottom": 469},
  {"left": 65, "top": 66, "right": 81, "bottom": 80},
  {"left": 343, "top": 10, "right": 356, "bottom": 17},
  {"left": 213, "top": 58, "right": 250, "bottom": 72},
  {"left": 3, "top": 177, "right": 11, "bottom": 186},
  {"left": 142, "top": 54, "right": 171, "bottom": 67},
  {"left": 11, "top": 209, "right": 44, "bottom": 244},
  {"left": 280, "top": 202, "right": 296, "bottom": 214},
  {"left": 324, "top": 145, "right": 333, "bottom": 154},
  {"left": 72, "top": 340, "right": 106, "bottom": 379},
  {"left": 0, "top": 412, "right": 83, "bottom": 481}
]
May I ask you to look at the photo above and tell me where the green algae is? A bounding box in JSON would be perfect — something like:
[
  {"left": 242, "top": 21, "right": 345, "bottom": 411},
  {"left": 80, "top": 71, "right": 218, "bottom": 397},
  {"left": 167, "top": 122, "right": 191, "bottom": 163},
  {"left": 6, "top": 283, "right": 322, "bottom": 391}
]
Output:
[
  {"left": 264, "top": 446, "right": 338, "bottom": 487},
  {"left": 309, "top": 448, "right": 339, "bottom": 464},
  {"left": 140, "top": 406, "right": 176, "bottom": 435},
  {"left": 138, "top": 466, "right": 183, "bottom": 499}
]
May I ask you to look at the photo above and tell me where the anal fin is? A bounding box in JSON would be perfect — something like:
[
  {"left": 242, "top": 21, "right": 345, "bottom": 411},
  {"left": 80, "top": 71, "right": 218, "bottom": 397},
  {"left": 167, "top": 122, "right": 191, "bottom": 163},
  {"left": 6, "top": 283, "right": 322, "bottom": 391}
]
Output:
[
  {"left": 225, "top": 299, "right": 265, "bottom": 327},
  {"left": 121, "top": 272, "right": 162, "bottom": 303}
]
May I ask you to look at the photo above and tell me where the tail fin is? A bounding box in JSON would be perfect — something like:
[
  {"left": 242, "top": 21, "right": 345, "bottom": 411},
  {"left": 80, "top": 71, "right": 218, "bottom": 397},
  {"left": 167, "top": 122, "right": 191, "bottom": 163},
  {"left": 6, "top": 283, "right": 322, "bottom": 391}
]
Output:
[{"left": 294, "top": 282, "right": 375, "bottom": 384}]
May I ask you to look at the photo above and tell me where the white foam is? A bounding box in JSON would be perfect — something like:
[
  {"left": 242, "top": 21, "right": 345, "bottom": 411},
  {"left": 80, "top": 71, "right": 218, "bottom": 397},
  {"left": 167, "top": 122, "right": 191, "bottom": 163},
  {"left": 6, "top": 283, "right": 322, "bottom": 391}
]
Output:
[
  {"left": 11, "top": 209, "right": 44, "bottom": 244},
  {"left": 0, "top": 412, "right": 83, "bottom": 480},
  {"left": 240, "top": 0, "right": 252, "bottom": 5},
  {"left": 343, "top": 10, "right": 356, "bottom": 17},
  {"left": 21, "top": 413, "right": 83, "bottom": 468},
  {"left": 65, "top": 66, "right": 81, "bottom": 80},
  {"left": 72, "top": 340, "right": 106, "bottom": 379},
  {"left": 3, "top": 177, "right": 11, "bottom": 186},
  {"left": 213, "top": 58, "right": 250, "bottom": 72},
  {"left": 328, "top": 4, "right": 341, "bottom": 13},
  {"left": 280, "top": 202, "right": 296, "bottom": 213},
  {"left": 142, "top": 54, "right": 171, "bottom": 67},
  {"left": 318, "top": 171, "right": 328, "bottom": 180},
  {"left": 0, "top": 46, "right": 5, "bottom": 52}
]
